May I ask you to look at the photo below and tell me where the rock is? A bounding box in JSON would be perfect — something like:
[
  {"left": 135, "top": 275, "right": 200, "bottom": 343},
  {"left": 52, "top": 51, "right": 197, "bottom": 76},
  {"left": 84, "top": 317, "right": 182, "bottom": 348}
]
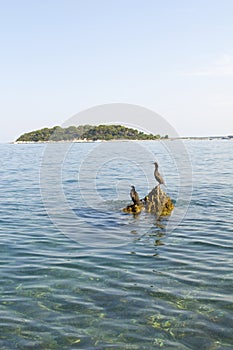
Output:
[
  {"left": 122, "top": 202, "right": 144, "bottom": 214},
  {"left": 144, "top": 185, "right": 174, "bottom": 216},
  {"left": 123, "top": 185, "right": 174, "bottom": 217}
]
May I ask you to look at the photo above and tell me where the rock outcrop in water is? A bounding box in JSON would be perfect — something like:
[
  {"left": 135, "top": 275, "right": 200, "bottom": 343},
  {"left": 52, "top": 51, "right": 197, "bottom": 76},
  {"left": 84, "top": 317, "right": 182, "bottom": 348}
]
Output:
[{"left": 123, "top": 185, "right": 174, "bottom": 217}]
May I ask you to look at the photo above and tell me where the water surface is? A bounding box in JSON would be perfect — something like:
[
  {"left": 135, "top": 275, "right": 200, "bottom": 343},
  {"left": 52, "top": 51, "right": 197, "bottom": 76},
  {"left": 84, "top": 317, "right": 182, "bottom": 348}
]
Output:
[{"left": 0, "top": 140, "right": 232, "bottom": 349}]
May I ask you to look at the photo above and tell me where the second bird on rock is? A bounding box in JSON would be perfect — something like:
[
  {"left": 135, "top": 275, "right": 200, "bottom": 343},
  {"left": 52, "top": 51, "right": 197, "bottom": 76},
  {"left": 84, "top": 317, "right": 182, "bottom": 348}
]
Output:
[
  {"left": 130, "top": 185, "right": 141, "bottom": 205},
  {"left": 154, "top": 162, "right": 165, "bottom": 186}
]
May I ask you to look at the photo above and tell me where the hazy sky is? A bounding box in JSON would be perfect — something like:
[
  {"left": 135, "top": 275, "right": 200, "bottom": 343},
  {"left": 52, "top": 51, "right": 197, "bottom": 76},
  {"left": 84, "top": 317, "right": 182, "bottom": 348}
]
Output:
[{"left": 1, "top": 0, "right": 233, "bottom": 142}]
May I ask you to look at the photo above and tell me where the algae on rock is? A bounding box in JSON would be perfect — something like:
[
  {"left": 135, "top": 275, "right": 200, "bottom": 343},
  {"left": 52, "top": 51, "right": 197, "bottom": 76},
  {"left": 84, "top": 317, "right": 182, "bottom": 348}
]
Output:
[{"left": 123, "top": 185, "right": 174, "bottom": 217}]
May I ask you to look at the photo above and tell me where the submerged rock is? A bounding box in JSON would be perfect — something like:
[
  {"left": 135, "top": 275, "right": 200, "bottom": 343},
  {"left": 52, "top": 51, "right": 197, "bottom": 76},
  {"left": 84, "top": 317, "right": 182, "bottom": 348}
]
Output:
[{"left": 123, "top": 185, "right": 174, "bottom": 217}]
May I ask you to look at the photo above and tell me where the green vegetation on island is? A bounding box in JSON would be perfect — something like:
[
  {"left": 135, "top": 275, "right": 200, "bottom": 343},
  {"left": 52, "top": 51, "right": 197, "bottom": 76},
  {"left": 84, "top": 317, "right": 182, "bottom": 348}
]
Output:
[{"left": 16, "top": 124, "right": 168, "bottom": 142}]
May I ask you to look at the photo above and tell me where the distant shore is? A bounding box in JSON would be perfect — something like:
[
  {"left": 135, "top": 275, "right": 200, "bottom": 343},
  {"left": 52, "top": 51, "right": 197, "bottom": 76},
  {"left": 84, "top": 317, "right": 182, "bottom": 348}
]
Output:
[
  {"left": 12, "top": 135, "right": 233, "bottom": 144},
  {"left": 12, "top": 138, "right": 158, "bottom": 144}
]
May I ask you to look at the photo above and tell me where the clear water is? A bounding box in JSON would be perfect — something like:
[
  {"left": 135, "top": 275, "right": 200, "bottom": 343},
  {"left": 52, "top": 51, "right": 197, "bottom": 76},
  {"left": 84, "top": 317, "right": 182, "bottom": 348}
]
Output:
[{"left": 0, "top": 140, "right": 232, "bottom": 349}]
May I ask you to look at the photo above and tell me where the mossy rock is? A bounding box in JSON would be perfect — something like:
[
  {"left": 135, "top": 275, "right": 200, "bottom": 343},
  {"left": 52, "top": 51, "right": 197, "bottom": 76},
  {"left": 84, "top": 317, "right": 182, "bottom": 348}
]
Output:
[
  {"left": 123, "top": 202, "right": 144, "bottom": 214},
  {"left": 160, "top": 197, "right": 174, "bottom": 216},
  {"left": 123, "top": 185, "right": 174, "bottom": 217}
]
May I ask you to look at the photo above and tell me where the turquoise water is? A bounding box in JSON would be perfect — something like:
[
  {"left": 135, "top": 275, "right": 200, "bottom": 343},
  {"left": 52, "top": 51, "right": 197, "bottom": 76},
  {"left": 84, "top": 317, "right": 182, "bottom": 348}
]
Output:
[{"left": 0, "top": 140, "right": 232, "bottom": 349}]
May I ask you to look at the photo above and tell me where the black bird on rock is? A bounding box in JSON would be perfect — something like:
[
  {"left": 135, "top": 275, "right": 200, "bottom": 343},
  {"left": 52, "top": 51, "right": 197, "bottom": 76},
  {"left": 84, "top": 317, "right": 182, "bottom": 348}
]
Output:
[
  {"left": 130, "top": 185, "right": 141, "bottom": 205},
  {"left": 154, "top": 162, "right": 165, "bottom": 186}
]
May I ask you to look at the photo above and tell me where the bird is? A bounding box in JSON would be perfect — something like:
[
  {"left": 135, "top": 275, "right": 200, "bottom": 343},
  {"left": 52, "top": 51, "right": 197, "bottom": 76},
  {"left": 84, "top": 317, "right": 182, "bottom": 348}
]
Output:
[
  {"left": 130, "top": 185, "right": 141, "bottom": 205},
  {"left": 154, "top": 162, "right": 165, "bottom": 186}
]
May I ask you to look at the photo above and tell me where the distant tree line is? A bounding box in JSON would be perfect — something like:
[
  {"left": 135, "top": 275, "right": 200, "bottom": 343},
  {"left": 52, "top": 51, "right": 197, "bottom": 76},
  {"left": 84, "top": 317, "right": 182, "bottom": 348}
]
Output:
[{"left": 16, "top": 124, "right": 168, "bottom": 142}]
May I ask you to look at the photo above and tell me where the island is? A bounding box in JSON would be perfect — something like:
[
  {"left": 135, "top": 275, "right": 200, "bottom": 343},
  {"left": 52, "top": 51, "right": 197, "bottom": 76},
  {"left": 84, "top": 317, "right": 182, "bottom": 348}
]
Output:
[{"left": 15, "top": 124, "right": 169, "bottom": 143}]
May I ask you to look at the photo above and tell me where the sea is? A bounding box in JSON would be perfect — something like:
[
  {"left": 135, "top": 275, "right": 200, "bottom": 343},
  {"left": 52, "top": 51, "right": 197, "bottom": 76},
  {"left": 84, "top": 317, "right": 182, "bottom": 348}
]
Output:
[{"left": 0, "top": 140, "right": 232, "bottom": 350}]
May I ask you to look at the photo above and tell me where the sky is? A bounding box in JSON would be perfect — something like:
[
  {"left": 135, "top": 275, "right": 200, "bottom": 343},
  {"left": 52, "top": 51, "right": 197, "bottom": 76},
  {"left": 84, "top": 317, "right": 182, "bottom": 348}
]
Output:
[{"left": 1, "top": 0, "right": 233, "bottom": 142}]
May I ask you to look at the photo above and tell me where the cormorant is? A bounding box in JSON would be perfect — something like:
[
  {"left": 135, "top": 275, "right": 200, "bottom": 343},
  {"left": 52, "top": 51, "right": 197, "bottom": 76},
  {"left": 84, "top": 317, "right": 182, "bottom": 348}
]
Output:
[
  {"left": 154, "top": 162, "right": 165, "bottom": 186},
  {"left": 130, "top": 185, "right": 141, "bottom": 205}
]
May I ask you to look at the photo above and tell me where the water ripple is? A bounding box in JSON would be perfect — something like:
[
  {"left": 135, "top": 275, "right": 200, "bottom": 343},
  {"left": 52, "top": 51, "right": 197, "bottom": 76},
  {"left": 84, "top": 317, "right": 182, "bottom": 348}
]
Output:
[{"left": 0, "top": 142, "right": 233, "bottom": 349}]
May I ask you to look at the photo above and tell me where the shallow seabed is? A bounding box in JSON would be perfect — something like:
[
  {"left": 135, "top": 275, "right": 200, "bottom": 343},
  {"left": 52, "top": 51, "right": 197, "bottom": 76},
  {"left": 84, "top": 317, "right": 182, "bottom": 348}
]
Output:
[{"left": 0, "top": 140, "right": 232, "bottom": 349}]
